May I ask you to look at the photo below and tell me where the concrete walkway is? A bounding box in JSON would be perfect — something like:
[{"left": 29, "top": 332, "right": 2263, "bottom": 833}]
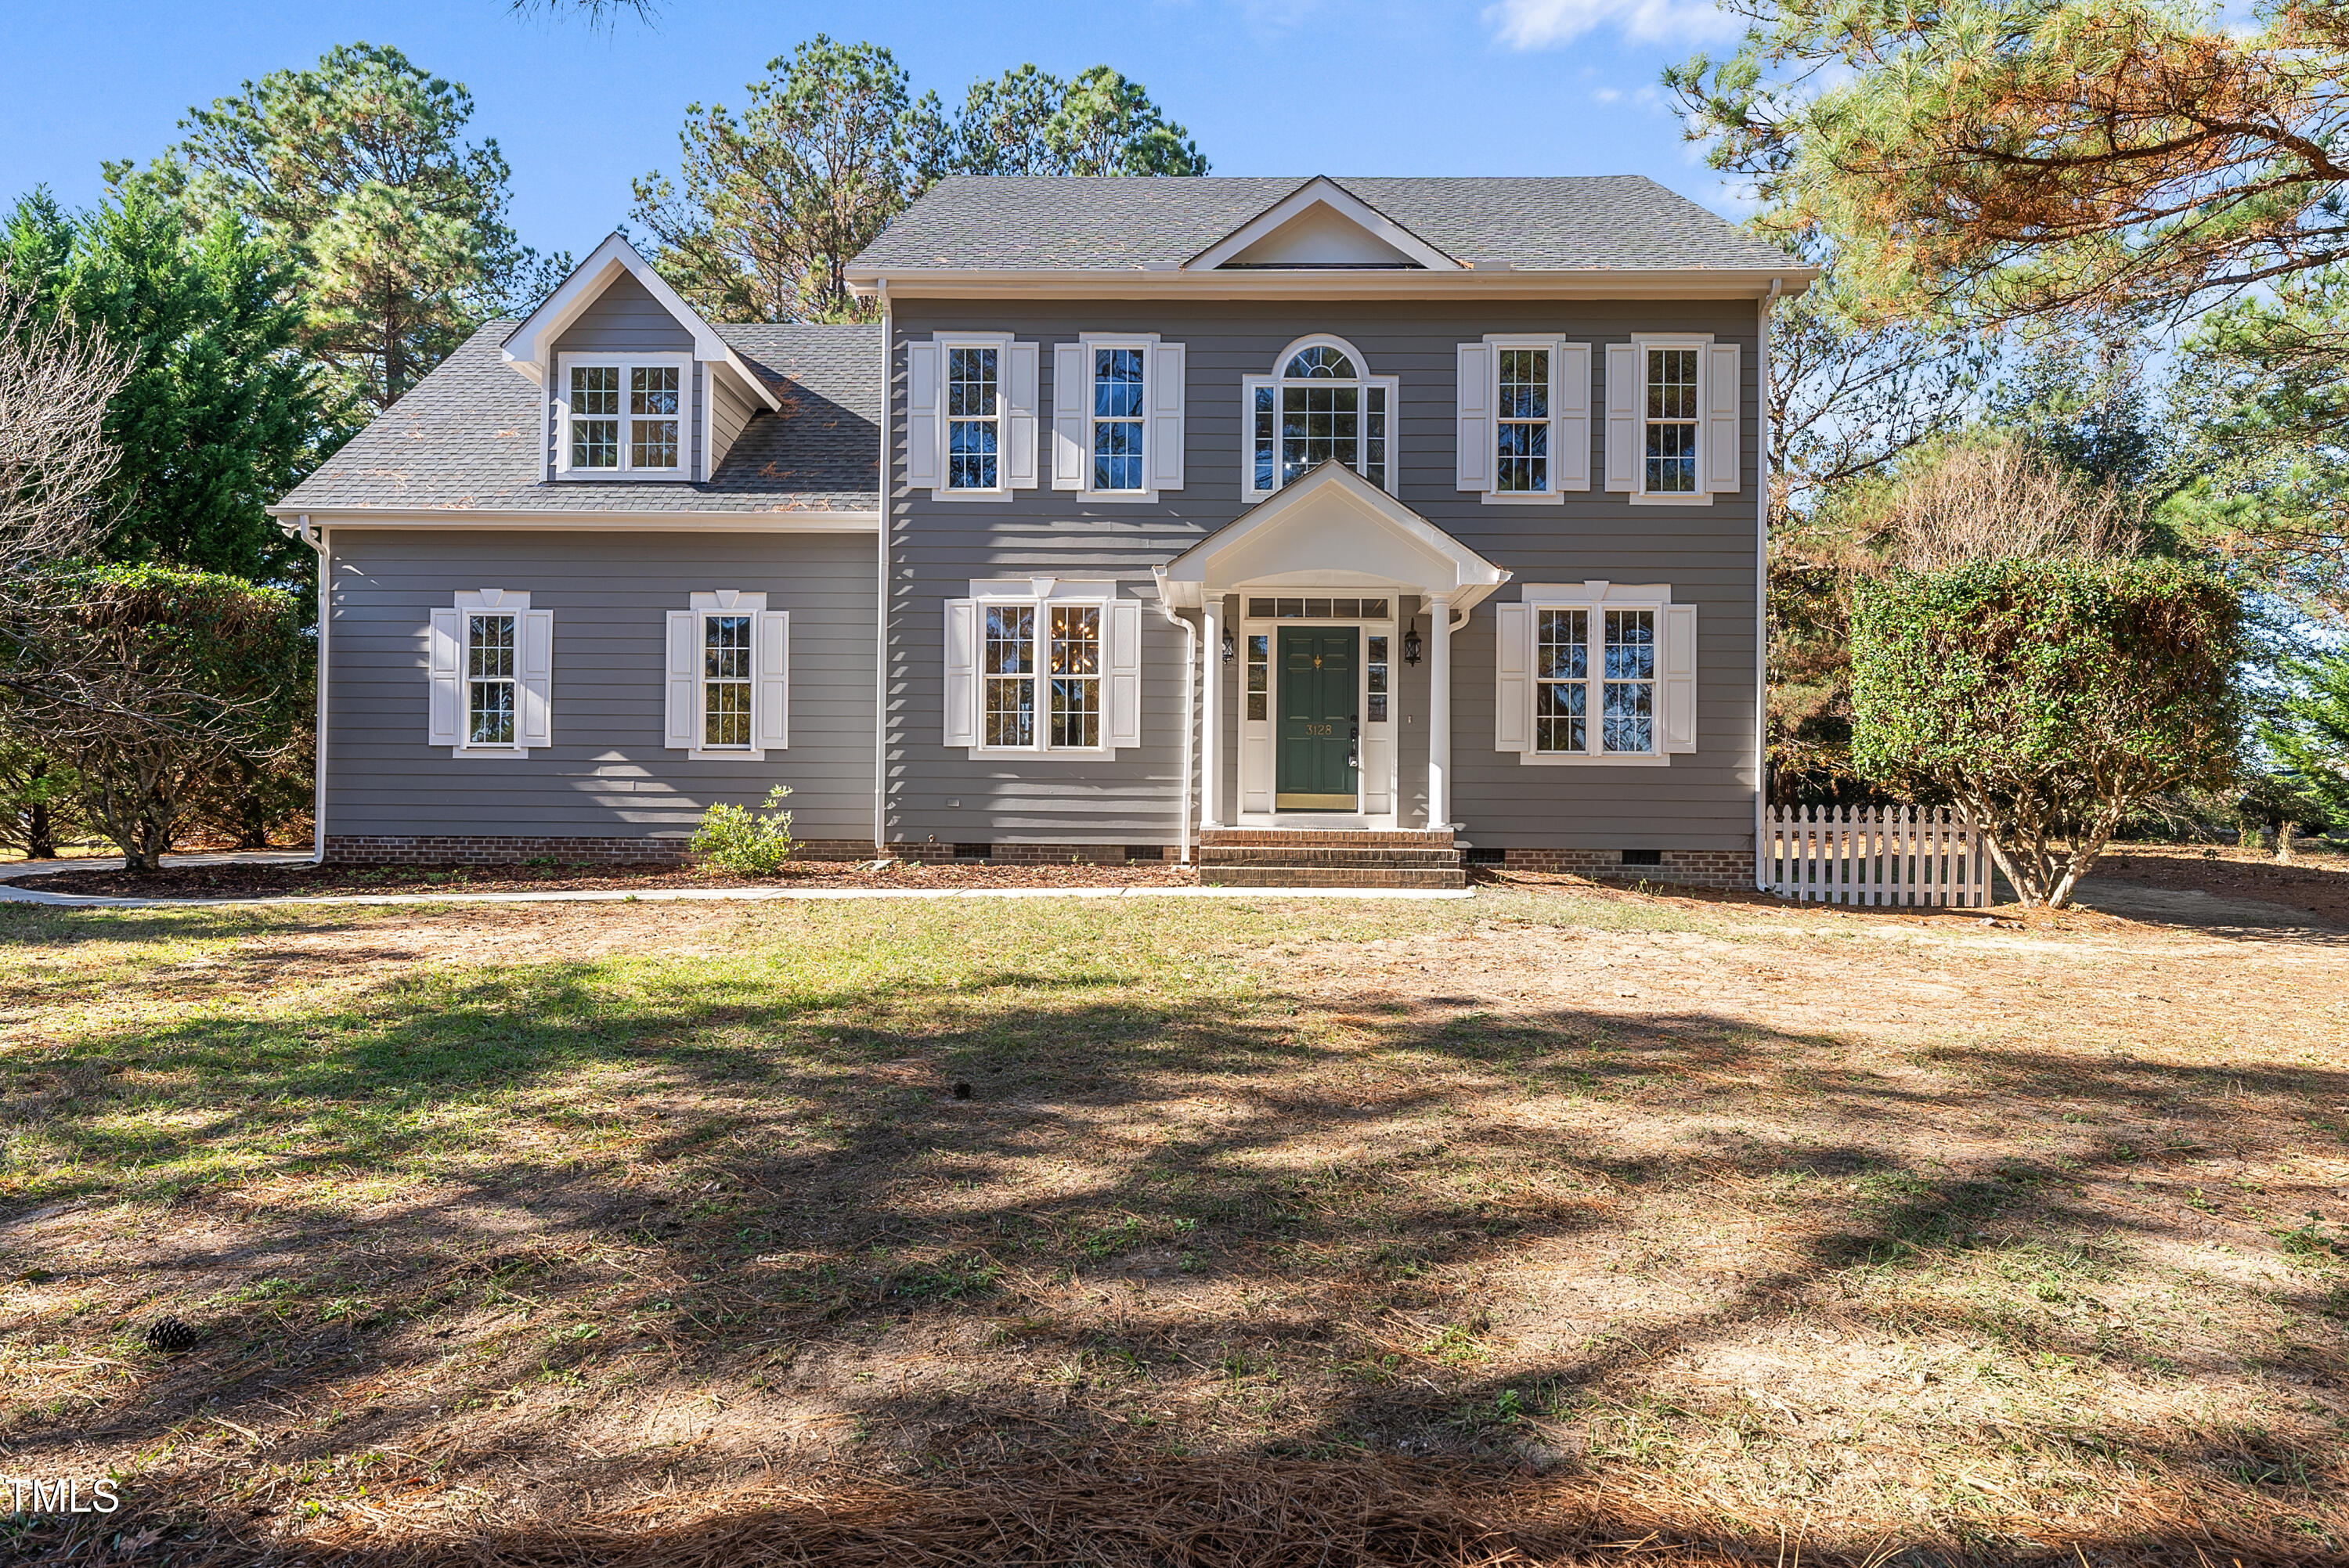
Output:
[{"left": 0, "top": 850, "right": 1472, "bottom": 909}]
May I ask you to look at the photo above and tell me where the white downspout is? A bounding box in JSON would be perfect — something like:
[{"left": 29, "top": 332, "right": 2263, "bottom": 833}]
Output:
[
  {"left": 289, "top": 514, "right": 328, "bottom": 865},
  {"left": 1755, "top": 278, "right": 1780, "bottom": 891},
  {"left": 875, "top": 281, "right": 891, "bottom": 853},
  {"left": 1153, "top": 589, "right": 1196, "bottom": 866}
]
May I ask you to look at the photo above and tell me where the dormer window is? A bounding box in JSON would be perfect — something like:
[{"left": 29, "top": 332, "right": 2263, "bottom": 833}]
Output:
[
  {"left": 556, "top": 354, "right": 690, "bottom": 478},
  {"left": 1240, "top": 337, "right": 1397, "bottom": 501}
]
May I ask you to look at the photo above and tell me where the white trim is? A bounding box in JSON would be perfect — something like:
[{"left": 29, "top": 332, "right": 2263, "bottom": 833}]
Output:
[
  {"left": 500, "top": 231, "right": 779, "bottom": 413},
  {"left": 1498, "top": 582, "right": 1684, "bottom": 767},
  {"left": 959, "top": 581, "right": 1135, "bottom": 761},
  {"left": 927, "top": 331, "right": 1034, "bottom": 501},
  {"left": 1240, "top": 335, "right": 1398, "bottom": 503},
  {"left": 436, "top": 589, "right": 546, "bottom": 759},
  {"left": 665, "top": 590, "right": 786, "bottom": 760},
  {"left": 1070, "top": 333, "right": 1165, "bottom": 503},
  {"left": 1474, "top": 333, "right": 1591, "bottom": 505},
  {"left": 1184, "top": 177, "right": 1461, "bottom": 272},
  {"left": 846, "top": 268, "right": 1816, "bottom": 303},
  {"left": 1621, "top": 333, "right": 1717, "bottom": 507},
  {"left": 264, "top": 509, "right": 880, "bottom": 531},
  {"left": 554, "top": 352, "right": 694, "bottom": 481},
  {"left": 1236, "top": 600, "right": 1402, "bottom": 825}
]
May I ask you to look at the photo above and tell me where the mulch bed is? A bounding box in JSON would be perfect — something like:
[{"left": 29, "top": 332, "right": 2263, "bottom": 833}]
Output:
[{"left": 5, "top": 857, "right": 1196, "bottom": 900}]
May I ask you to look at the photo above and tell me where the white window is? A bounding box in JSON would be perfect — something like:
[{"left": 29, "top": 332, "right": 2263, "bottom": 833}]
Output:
[
  {"left": 1241, "top": 336, "right": 1397, "bottom": 501},
  {"left": 1051, "top": 335, "right": 1186, "bottom": 497},
  {"left": 665, "top": 591, "right": 788, "bottom": 759},
  {"left": 1603, "top": 337, "right": 1741, "bottom": 503},
  {"left": 556, "top": 355, "right": 689, "bottom": 478},
  {"left": 942, "top": 586, "right": 1143, "bottom": 755},
  {"left": 1493, "top": 584, "right": 1696, "bottom": 765},
  {"left": 427, "top": 589, "right": 552, "bottom": 755},
  {"left": 906, "top": 333, "right": 1040, "bottom": 499},
  {"left": 1456, "top": 337, "right": 1589, "bottom": 500}
]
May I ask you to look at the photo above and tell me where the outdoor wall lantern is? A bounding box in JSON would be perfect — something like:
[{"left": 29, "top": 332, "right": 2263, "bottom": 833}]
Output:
[
  {"left": 1402, "top": 625, "right": 1423, "bottom": 667},
  {"left": 1221, "top": 629, "right": 1236, "bottom": 663}
]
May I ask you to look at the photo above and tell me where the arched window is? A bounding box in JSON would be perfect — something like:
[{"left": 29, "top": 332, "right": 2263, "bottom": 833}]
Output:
[{"left": 1241, "top": 337, "right": 1398, "bottom": 500}]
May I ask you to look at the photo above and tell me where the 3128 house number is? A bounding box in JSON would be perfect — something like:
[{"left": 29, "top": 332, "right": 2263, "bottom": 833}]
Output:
[{"left": 1304, "top": 723, "right": 1333, "bottom": 736}]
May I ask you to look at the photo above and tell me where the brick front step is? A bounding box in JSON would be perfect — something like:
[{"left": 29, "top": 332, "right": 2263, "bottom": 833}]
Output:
[
  {"left": 1200, "top": 828, "right": 1454, "bottom": 849},
  {"left": 1200, "top": 847, "right": 1464, "bottom": 871},
  {"left": 1201, "top": 865, "right": 1468, "bottom": 890}
]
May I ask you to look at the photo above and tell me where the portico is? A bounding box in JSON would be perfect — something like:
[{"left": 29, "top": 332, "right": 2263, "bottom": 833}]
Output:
[{"left": 1153, "top": 462, "right": 1509, "bottom": 835}]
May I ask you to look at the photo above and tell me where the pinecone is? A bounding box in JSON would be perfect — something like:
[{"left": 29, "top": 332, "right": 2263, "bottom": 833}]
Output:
[{"left": 144, "top": 1316, "right": 200, "bottom": 1353}]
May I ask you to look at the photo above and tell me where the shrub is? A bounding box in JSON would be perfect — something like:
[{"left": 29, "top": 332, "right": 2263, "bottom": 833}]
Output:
[
  {"left": 1849, "top": 557, "right": 2242, "bottom": 907},
  {"left": 691, "top": 785, "right": 796, "bottom": 875}
]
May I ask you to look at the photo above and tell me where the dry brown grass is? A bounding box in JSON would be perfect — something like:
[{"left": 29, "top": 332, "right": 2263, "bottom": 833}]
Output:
[{"left": 0, "top": 874, "right": 2344, "bottom": 1564}]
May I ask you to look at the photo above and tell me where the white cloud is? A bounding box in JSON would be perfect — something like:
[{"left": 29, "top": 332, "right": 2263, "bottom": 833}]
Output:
[
  {"left": 1591, "top": 86, "right": 1622, "bottom": 103},
  {"left": 1485, "top": 0, "right": 1741, "bottom": 48}
]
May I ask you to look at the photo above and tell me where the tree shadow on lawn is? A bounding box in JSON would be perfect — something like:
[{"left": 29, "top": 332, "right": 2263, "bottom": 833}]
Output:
[{"left": 6, "top": 954, "right": 2347, "bottom": 1561}]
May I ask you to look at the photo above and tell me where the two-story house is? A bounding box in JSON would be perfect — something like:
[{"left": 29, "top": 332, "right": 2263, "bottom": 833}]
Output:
[{"left": 271, "top": 175, "right": 1812, "bottom": 889}]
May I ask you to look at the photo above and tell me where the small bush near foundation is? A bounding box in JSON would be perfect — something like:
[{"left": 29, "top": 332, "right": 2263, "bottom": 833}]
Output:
[{"left": 691, "top": 786, "right": 796, "bottom": 874}]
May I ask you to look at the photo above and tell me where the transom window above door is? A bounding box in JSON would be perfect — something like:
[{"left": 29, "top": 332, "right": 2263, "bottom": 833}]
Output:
[
  {"left": 1242, "top": 336, "right": 1398, "bottom": 501},
  {"left": 557, "top": 356, "right": 689, "bottom": 478}
]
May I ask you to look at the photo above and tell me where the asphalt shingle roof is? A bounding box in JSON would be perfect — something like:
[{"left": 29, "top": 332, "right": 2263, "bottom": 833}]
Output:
[
  {"left": 851, "top": 175, "right": 1790, "bottom": 273},
  {"left": 277, "top": 320, "right": 880, "bottom": 515}
]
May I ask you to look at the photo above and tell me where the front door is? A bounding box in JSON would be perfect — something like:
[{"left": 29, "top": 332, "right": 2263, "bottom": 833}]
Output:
[{"left": 1276, "top": 627, "right": 1358, "bottom": 809}]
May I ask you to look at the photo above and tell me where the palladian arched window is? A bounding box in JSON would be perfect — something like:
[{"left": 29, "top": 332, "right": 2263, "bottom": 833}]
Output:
[{"left": 1240, "top": 337, "right": 1398, "bottom": 501}]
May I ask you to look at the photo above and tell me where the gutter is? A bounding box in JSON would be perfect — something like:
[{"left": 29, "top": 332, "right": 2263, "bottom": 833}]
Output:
[
  {"left": 848, "top": 265, "right": 1820, "bottom": 303},
  {"left": 262, "top": 506, "right": 881, "bottom": 532},
  {"left": 876, "top": 283, "right": 891, "bottom": 853},
  {"left": 285, "top": 514, "right": 328, "bottom": 866}
]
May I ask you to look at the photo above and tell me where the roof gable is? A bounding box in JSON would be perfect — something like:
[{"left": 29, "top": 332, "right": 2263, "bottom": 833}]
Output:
[
  {"left": 1187, "top": 177, "right": 1456, "bottom": 272},
  {"left": 500, "top": 233, "right": 779, "bottom": 409}
]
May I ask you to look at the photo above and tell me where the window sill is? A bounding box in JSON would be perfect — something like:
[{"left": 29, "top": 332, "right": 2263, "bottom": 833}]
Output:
[
  {"left": 1626, "top": 491, "right": 1717, "bottom": 507},
  {"left": 1513, "top": 750, "right": 1674, "bottom": 767},
  {"left": 967, "top": 746, "right": 1120, "bottom": 762},
  {"left": 449, "top": 744, "right": 536, "bottom": 759},
  {"left": 926, "top": 487, "right": 1016, "bottom": 503},
  {"left": 684, "top": 746, "right": 776, "bottom": 762},
  {"left": 1479, "top": 489, "right": 1568, "bottom": 506},
  {"left": 554, "top": 470, "right": 694, "bottom": 483}
]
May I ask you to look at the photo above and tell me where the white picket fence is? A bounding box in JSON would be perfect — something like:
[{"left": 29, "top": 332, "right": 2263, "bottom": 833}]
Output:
[{"left": 1764, "top": 805, "right": 1990, "bottom": 907}]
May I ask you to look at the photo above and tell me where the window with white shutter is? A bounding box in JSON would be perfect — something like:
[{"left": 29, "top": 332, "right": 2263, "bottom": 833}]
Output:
[
  {"left": 1048, "top": 335, "right": 1186, "bottom": 499},
  {"left": 1604, "top": 336, "right": 1727, "bottom": 506},
  {"left": 1463, "top": 337, "right": 1590, "bottom": 502},
  {"left": 913, "top": 333, "right": 1038, "bottom": 499},
  {"left": 1492, "top": 585, "right": 1694, "bottom": 765},
  {"left": 945, "top": 586, "right": 1144, "bottom": 756},
  {"left": 663, "top": 592, "right": 788, "bottom": 759},
  {"left": 429, "top": 589, "right": 550, "bottom": 756}
]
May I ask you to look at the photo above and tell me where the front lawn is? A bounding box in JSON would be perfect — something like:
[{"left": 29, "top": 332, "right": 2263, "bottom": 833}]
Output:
[{"left": 1, "top": 888, "right": 2343, "bottom": 1563}]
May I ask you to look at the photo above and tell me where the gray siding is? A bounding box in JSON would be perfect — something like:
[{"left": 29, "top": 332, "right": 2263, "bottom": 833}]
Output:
[
  {"left": 709, "top": 369, "right": 756, "bottom": 473},
  {"left": 324, "top": 529, "right": 876, "bottom": 844},
  {"left": 886, "top": 297, "right": 1762, "bottom": 852}
]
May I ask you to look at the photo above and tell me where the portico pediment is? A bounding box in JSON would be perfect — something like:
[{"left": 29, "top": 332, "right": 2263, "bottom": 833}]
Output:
[{"left": 1153, "top": 461, "right": 1508, "bottom": 610}]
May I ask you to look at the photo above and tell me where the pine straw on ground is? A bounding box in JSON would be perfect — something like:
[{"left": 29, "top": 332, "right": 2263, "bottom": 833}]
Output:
[{"left": 5, "top": 858, "right": 1195, "bottom": 899}]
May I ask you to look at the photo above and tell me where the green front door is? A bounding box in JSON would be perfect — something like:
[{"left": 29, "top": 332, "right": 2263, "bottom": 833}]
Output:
[{"left": 1276, "top": 627, "right": 1358, "bottom": 809}]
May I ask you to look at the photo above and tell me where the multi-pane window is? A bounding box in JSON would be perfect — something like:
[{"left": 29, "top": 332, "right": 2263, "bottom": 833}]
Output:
[
  {"left": 1048, "top": 607, "right": 1101, "bottom": 748},
  {"left": 982, "top": 605, "right": 1034, "bottom": 746},
  {"left": 631, "top": 367, "right": 680, "bottom": 469},
  {"left": 947, "top": 347, "right": 1001, "bottom": 490},
  {"left": 569, "top": 366, "right": 619, "bottom": 470},
  {"left": 1366, "top": 634, "right": 1389, "bottom": 723},
  {"left": 1535, "top": 609, "right": 1587, "bottom": 755},
  {"left": 1247, "top": 344, "right": 1393, "bottom": 496},
  {"left": 1496, "top": 348, "right": 1550, "bottom": 493},
  {"left": 1246, "top": 634, "right": 1269, "bottom": 721},
  {"left": 466, "top": 613, "right": 517, "bottom": 746},
  {"left": 1603, "top": 609, "right": 1657, "bottom": 753},
  {"left": 568, "top": 362, "right": 683, "bottom": 473},
  {"left": 1644, "top": 348, "right": 1699, "bottom": 494},
  {"left": 702, "top": 614, "right": 752, "bottom": 748},
  {"left": 1092, "top": 348, "right": 1146, "bottom": 492},
  {"left": 1533, "top": 608, "right": 1656, "bottom": 755}
]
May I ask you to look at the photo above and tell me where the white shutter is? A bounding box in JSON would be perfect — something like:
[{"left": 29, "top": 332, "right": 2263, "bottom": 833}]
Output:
[
  {"left": 1005, "top": 341, "right": 1040, "bottom": 489},
  {"left": 518, "top": 608, "right": 554, "bottom": 749},
  {"left": 664, "top": 611, "right": 698, "bottom": 748},
  {"left": 756, "top": 610, "right": 790, "bottom": 749},
  {"left": 943, "top": 597, "right": 978, "bottom": 748},
  {"left": 905, "top": 341, "right": 940, "bottom": 490},
  {"left": 1456, "top": 342, "right": 1491, "bottom": 492},
  {"left": 1663, "top": 603, "right": 1698, "bottom": 754},
  {"left": 1494, "top": 602, "right": 1529, "bottom": 752},
  {"left": 1604, "top": 343, "right": 1639, "bottom": 492},
  {"left": 1107, "top": 597, "right": 1142, "bottom": 749},
  {"left": 1705, "top": 342, "right": 1741, "bottom": 492},
  {"left": 427, "top": 607, "right": 462, "bottom": 746},
  {"left": 1149, "top": 341, "right": 1185, "bottom": 492},
  {"left": 1555, "top": 341, "right": 1591, "bottom": 491},
  {"left": 1051, "top": 342, "right": 1086, "bottom": 489}
]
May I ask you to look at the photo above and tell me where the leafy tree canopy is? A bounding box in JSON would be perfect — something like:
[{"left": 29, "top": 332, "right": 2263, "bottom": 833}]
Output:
[
  {"left": 118, "top": 41, "right": 563, "bottom": 409},
  {"left": 633, "top": 38, "right": 1207, "bottom": 323},
  {"left": 1670, "top": 0, "right": 2349, "bottom": 326},
  {"left": 5, "top": 185, "right": 339, "bottom": 584}
]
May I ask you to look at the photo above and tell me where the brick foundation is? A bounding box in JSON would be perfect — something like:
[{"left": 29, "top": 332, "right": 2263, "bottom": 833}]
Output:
[
  {"left": 885, "top": 842, "right": 1175, "bottom": 865},
  {"left": 323, "top": 834, "right": 882, "bottom": 867},
  {"left": 1499, "top": 846, "right": 1755, "bottom": 890}
]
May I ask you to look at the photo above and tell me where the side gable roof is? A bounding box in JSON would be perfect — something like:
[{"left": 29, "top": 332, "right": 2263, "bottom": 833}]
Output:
[
  {"left": 272, "top": 320, "right": 879, "bottom": 518},
  {"left": 850, "top": 175, "right": 1800, "bottom": 277}
]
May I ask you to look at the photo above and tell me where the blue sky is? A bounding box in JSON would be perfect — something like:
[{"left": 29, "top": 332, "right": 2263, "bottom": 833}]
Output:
[{"left": 2, "top": 0, "right": 1750, "bottom": 262}]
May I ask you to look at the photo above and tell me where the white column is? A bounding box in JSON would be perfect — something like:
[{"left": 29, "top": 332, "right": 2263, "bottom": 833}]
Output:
[
  {"left": 1200, "top": 594, "right": 1224, "bottom": 828},
  {"left": 1427, "top": 594, "right": 1452, "bottom": 831}
]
